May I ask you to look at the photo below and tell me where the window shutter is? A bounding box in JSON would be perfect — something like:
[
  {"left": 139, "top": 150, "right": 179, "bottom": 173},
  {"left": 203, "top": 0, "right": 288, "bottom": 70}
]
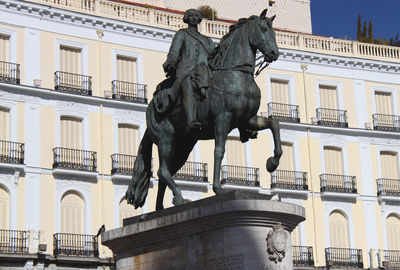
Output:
[
  {"left": 226, "top": 137, "right": 245, "bottom": 166},
  {"left": 60, "top": 192, "right": 84, "bottom": 234},
  {"left": 116, "top": 55, "right": 137, "bottom": 83},
  {"left": 60, "top": 46, "right": 81, "bottom": 74},
  {"left": 324, "top": 147, "right": 343, "bottom": 175},
  {"left": 387, "top": 214, "right": 400, "bottom": 250},
  {"left": 119, "top": 199, "right": 140, "bottom": 227},
  {"left": 375, "top": 91, "right": 393, "bottom": 115},
  {"left": 329, "top": 211, "right": 349, "bottom": 248},
  {"left": 280, "top": 142, "right": 294, "bottom": 171},
  {"left": 271, "top": 79, "right": 289, "bottom": 104},
  {"left": 60, "top": 116, "right": 82, "bottom": 149},
  {"left": 380, "top": 152, "right": 399, "bottom": 179},
  {"left": 0, "top": 186, "right": 9, "bottom": 229},
  {"left": 319, "top": 85, "right": 337, "bottom": 110},
  {"left": 0, "top": 107, "right": 10, "bottom": 141},
  {"left": 291, "top": 226, "right": 300, "bottom": 246},
  {"left": 0, "top": 35, "right": 10, "bottom": 62},
  {"left": 118, "top": 124, "right": 138, "bottom": 155}
]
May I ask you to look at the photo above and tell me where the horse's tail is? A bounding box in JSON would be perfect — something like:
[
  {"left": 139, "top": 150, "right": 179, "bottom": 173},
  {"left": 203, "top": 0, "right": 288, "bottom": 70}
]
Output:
[{"left": 126, "top": 129, "right": 153, "bottom": 209}]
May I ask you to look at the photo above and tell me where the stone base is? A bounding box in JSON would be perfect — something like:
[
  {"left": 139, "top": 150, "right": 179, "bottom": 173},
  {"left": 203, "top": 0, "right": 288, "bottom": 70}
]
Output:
[{"left": 103, "top": 191, "right": 305, "bottom": 270}]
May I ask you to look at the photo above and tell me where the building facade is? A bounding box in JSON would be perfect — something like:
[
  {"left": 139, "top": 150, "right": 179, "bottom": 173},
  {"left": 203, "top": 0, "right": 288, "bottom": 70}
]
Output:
[{"left": 0, "top": 0, "right": 399, "bottom": 269}]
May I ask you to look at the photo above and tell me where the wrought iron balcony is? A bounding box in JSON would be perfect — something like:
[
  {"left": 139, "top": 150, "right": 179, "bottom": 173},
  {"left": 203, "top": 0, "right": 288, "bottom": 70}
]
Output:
[
  {"left": 174, "top": 161, "right": 208, "bottom": 182},
  {"left": 316, "top": 108, "right": 348, "bottom": 127},
  {"left": 293, "top": 246, "right": 314, "bottom": 266},
  {"left": 53, "top": 233, "right": 99, "bottom": 257},
  {"left": 53, "top": 147, "right": 97, "bottom": 172},
  {"left": 221, "top": 165, "right": 259, "bottom": 187},
  {"left": 0, "top": 140, "right": 24, "bottom": 164},
  {"left": 54, "top": 71, "right": 92, "bottom": 95},
  {"left": 377, "top": 178, "right": 400, "bottom": 197},
  {"left": 267, "top": 102, "right": 300, "bottom": 123},
  {"left": 325, "top": 247, "right": 363, "bottom": 268},
  {"left": 382, "top": 250, "right": 400, "bottom": 269},
  {"left": 320, "top": 173, "right": 357, "bottom": 193},
  {"left": 271, "top": 170, "right": 308, "bottom": 190},
  {"left": 0, "top": 60, "right": 20, "bottom": 84},
  {"left": 0, "top": 229, "right": 29, "bottom": 254},
  {"left": 372, "top": 113, "right": 400, "bottom": 132},
  {"left": 111, "top": 153, "right": 136, "bottom": 176},
  {"left": 112, "top": 80, "right": 147, "bottom": 103}
]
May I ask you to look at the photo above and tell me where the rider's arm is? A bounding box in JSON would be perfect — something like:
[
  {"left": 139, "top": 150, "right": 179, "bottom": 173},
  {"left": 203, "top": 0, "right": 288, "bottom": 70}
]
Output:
[{"left": 163, "top": 30, "right": 184, "bottom": 72}]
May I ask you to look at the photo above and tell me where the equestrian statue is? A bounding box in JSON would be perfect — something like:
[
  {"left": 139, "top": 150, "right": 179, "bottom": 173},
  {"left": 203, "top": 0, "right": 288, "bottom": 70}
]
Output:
[{"left": 126, "top": 8, "right": 282, "bottom": 210}]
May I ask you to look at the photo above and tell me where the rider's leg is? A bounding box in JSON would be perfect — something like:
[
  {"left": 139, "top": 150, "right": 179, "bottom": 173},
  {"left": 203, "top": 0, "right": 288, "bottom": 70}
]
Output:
[{"left": 182, "top": 77, "right": 201, "bottom": 131}]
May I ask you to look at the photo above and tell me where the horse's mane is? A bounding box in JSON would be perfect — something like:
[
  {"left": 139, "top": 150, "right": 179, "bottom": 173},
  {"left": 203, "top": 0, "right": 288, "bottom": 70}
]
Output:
[{"left": 209, "top": 15, "right": 258, "bottom": 70}]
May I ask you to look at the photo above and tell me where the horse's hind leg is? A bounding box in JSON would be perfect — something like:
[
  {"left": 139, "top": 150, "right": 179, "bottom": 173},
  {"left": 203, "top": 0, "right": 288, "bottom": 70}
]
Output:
[
  {"left": 245, "top": 115, "right": 282, "bottom": 172},
  {"left": 213, "top": 113, "right": 231, "bottom": 194},
  {"left": 156, "top": 181, "right": 167, "bottom": 210}
]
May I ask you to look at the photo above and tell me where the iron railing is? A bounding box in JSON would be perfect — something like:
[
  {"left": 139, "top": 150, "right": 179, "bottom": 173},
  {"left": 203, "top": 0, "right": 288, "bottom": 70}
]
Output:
[
  {"left": 267, "top": 102, "right": 300, "bottom": 123},
  {"left": 53, "top": 233, "right": 99, "bottom": 257},
  {"left": 320, "top": 173, "right": 357, "bottom": 193},
  {"left": 0, "top": 61, "right": 20, "bottom": 84},
  {"left": 54, "top": 71, "right": 92, "bottom": 95},
  {"left": 221, "top": 165, "right": 260, "bottom": 187},
  {"left": 316, "top": 108, "right": 348, "bottom": 127},
  {"left": 373, "top": 113, "right": 400, "bottom": 132},
  {"left": 0, "top": 140, "right": 24, "bottom": 164},
  {"left": 377, "top": 178, "right": 400, "bottom": 197},
  {"left": 112, "top": 80, "right": 147, "bottom": 103},
  {"left": 271, "top": 170, "right": 308, "bottom": 190},
  {"left": 325, "top": 248, "right": 363, "bottom": 268},
  {"left": 174, "top": 161, "right": 208, "bottom": 182},
  {"left": 382, "top": 250, "right": 400, "bottom": 269},
  {"left": 293, "top": 246, "right": 314, "bottom": 266},
  {"left": 111, "top": 153, "right": 136, "bottom": 175},
  {"left": 53, "top": 147, "right": 97, "bottom": 172},
  {"left": 0, "top": 230, "right": 29, "bottom": 254}
]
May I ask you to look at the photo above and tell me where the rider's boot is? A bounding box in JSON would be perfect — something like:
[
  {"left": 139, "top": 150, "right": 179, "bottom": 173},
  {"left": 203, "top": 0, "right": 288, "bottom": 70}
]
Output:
[{"left": 183, "top": 87, "right": 201, "bottom": 132}]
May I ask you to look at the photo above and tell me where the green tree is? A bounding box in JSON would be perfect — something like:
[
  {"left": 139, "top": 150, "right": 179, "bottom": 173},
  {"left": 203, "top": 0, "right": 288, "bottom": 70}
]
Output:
[
  {"left": 198, "top": 5, "right": 217, "bottom": 20},
  {"left": 368, "top": 20, "right": 373, "bottom": 43},
  {"left": 362, "top": 21, "right": 367, "bottom": 42},
  {"left": 357, "top": 14, "right": 362, "bottom": 41}
]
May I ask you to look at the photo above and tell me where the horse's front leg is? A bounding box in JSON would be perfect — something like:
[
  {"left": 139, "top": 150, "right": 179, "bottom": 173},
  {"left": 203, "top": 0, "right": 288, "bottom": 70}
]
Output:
[
  {"left": 213, "top": 113, "right": 231, "bottom": 194},
  {"left": 246, "top": 115, "right": 282, "bottom": 172}
]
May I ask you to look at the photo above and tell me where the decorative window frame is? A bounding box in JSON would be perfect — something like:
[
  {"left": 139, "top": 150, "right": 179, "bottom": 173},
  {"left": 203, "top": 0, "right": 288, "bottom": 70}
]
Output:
[
  {"left": 266, "top": 73, "right": 296, "bottom": 105},
  {"left": 381, "top": 209, "right": 400, "bottom": 250},
  {"left": 371, "top": 86, "right": 398, "bottom": 115},
  {"left": 319, "top": 139, "right": 349, "bottom": 175},
  {"left": 0, "top": 99, "right": 17, "bottom": 142},
  {"left": 0, "top": 173, "right": 18, "bottom": 230},
  {"left": 324, "top": 203, "right": 356, "bottom": 248},
  {"left": 0, "top": 28, "right": 17, "bottom": 63},
  {"left": 223, "top": 129, "right": 252, "bottom": 167},
  {"left": 375, "top": 145, "right": 400, "bottom": 179},
  {"left": 112, "top": 49, "right": 143, "bottom": 84},
  {"left": 279, "top": 130, "right": 301, "bottom": 171},
  {"left": 113, "top": 114, "right": 146, "bottom": 154},
  {"left": 55, "top": 39, "right": 88, "bottom": 75},
  {"left": 315, "top": 80, "right": 344, "bottom": 110},
  {"left": 55, "top": 108, "right": 89, "bottom": 150},
  {"left": 113, "top": 182, "right": 145, "bottom": 228}
]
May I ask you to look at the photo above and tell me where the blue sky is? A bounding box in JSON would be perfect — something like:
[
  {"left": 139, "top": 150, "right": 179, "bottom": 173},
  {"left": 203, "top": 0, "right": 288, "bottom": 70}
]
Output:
[{"left": 311, "top": 0, "right": 399, "bottom": 41}]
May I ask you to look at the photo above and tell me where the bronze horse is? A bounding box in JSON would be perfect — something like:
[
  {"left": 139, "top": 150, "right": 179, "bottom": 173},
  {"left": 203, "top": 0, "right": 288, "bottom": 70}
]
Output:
[{"left": 126, "top": 9, "right": 282, "bottom": 210}]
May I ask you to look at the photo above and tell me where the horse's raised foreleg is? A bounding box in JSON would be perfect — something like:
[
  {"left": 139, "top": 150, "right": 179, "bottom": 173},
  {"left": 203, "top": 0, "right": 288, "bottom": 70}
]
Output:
[
  {"left": 246, "top": 115, "right": 282, "bottom": 172},
  {"left": 213, "top": 113, "right": 231, "bottom": 194}
]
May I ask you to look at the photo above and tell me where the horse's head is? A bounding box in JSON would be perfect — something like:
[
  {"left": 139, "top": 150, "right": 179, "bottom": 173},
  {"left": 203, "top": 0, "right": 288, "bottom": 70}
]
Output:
[{"left": 249, "top": 9, "right": 279, "bottom": 63}]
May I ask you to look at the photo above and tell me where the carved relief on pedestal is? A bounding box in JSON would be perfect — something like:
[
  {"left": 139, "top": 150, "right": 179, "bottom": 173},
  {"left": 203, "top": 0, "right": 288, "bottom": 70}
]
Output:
[{"left": 266, "top": 223, "right": 287, "bottom": 263}]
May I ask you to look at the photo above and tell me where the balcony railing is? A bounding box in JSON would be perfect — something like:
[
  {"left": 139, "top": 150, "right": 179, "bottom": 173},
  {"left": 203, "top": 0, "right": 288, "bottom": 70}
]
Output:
[
  {"left": 271, "top": 170, "right": 308, "bottom": 190},
  {"left": 53, "top": 233, "right": 99, "bottom": 257},
  {"left": 267, "top": 102, "right": 300, "bottom": 123},
  {"left": 0, "top": 61, "right": 20, "bottom": 84},
  {"left": 0, "top": 140, "right": 24, "bottom": 164},
  {"left": 54, "top": 71, "right": 92, "bottom": 95},
  {"left": 112, "top": 80, "right": 147, "bottom": 103},
  {"left": 320, "top": 173, "right": 357, "bottom": 193},
  {"left": 221, "top": 165, "right": 259, "bottom": 187},
  {"left": 111, "top": 153, "right": 136, "bottom": 175},
  {"left": 372, "top": 113, "right": 400, "bottom": 132},
  {"left": 316, "top": 108, "right": 348, "bottom": 127},
  {"left": 293, "top": 246, "right": 314, "bottom": 266},
  {"left": 382, "top": 250, "right": 400, "bottom": 269},
  {"left": 0, "top": 230, "right": 29, "bottom": 254},
  {"left": 325, "top": 248, "right": 363, "bottom": 268},
  {"left": 174, "top": 161, "right": 208, "bottom": 182},
  {"left": 377, "top": 178, "right": 400, "bottom": 197},
  {"left": 53, "top": 147, "right": 97, "bottom": 172}
]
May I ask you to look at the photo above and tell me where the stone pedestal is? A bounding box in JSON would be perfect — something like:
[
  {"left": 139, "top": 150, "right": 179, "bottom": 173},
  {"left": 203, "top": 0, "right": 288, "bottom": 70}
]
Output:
[{"left": 103, "top": 191, "right": 305, "bottom": 270}]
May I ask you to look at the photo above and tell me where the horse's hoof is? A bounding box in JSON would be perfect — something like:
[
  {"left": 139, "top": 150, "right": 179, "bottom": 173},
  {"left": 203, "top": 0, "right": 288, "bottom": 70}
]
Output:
[
  {"left": 266, "top": 157, "right": 279, "bottom": 172},
  {"left": 172, "top": 195, "right": 184, "bottom": 206}
]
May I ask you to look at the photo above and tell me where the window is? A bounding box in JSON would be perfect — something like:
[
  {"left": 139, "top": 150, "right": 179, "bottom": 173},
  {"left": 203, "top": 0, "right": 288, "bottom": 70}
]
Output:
[
  {"left": 60, "top": 116, "right": 82, "bottom": 149},
  {"left": 0, "top": 107, "right": 10, "bottom": 140},
  {"left": 116, "top": 55, "right": 137, "bottom": 83},
  {"left": 319, "top": 85, "right": 337, "bottom": 110},
  {"left": 119, "top": 198, "right": 140, "bottom": 227},
  {"left": 329, "top": 211, "right": 349, "bottom": 248},
  {"left": 292, "top": 226, "right": 300, "bottom": 246},
  {"left": 0, "top": 34, "right": 10, "bottom": 62},
  {"left": 380, "top": 151, "right": 399, "bottom": 179},
  {"left": 375, "top": 91, "right": 393, "bottom": 115},
  {"left": 60, "top": 191, "right": 84, "bottom": 234},
  {"left": 226, "top": 137, "right": 245, "bottom": 166},
  {"left": 324, "top": 146, "right": 343, "bottom": 175},
  {"left": 271, "top": 79, "right": 289, "bottom": 104},
  {"left": 280, "top": 142, "right": 294, "bottom": 171},
  {"left": 387, "top": 214, "right": 400, "bottom": 250},
  {"left": 60, "top": 45, "right": 82, "bottom": 74},
  {"left": 118, "top": 124, "right": 138, "bottom": 155},
  {"left": 0, "top": 185, "right": 9, "bottom": 229}
]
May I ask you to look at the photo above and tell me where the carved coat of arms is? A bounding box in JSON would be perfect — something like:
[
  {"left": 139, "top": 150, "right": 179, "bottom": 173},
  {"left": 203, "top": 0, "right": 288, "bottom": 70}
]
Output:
[{"left": 266, "top": 224, "right": 287, "bottom": 263}]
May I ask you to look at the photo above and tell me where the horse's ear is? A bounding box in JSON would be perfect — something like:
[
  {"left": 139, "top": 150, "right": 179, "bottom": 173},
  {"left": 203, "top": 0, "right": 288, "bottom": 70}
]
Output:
[
  {"left": 270, "top": 15, "right": 276, "bottom": 22},
  {"left": 260, "top": 8, "right": 268, "bottom": 18}
]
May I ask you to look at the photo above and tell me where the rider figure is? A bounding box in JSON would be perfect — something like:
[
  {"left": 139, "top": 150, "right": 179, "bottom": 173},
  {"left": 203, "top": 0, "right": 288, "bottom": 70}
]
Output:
[{"left": 162, "top": 9, "right": 214, "bottom": 131}]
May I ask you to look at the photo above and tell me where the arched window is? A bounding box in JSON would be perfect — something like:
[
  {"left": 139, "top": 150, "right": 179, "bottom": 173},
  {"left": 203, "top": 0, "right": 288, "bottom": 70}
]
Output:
[
  {"left": 0, "top": 107, "right": 10, "bottom": 141},
  {"left": 324, "top": 146, "right": 343, "bottom": 175},
  {"left": 292, "top": 225, "right": 300, "bottom": 246},
  {"left": 60, "top": 191, "right": 84, "bottom": 234},
  {"left": 60, "top": 116, "right": 82, "bottom": 149},
  {"left": 118, "top": 124, "right": 138, "bottom": 155},
  {"left": 329, "top": 210, "right": 349, "bottom": 248},
  {"left": 0, "top": 185, "right": 9, "bottom": 229},
  {"left": 119, "top": 198, "right": 140, "bottom": 227},
  {"left": 226, "top": 137, "right": 245, "bottom": 166},
  {"left": 387, "top": 214, "right": 400, "bottom": 250}
]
